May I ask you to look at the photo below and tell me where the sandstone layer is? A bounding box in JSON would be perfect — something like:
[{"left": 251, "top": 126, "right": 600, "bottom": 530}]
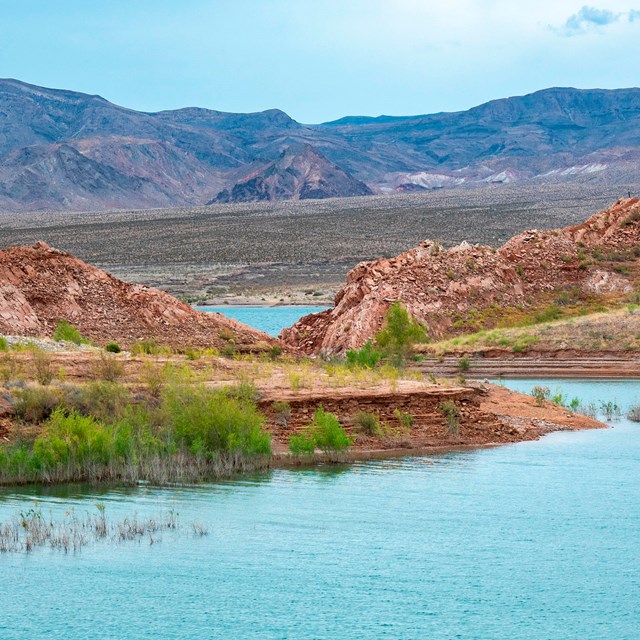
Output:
[
  {"left": 281, "top": 199, "right": 640, "bottom": 354},
  {"left": 0, "top": 242, "right": 275, "bottom": 349}
]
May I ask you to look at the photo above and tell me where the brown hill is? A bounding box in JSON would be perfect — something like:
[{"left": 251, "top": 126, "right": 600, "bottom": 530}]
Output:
[
  {"left": 0, "top": 242, "right": 275, "bottom": 350},
  {"left": 281, "top": 199, "right": 640, "bottom": 354},
  {"left": 213, "top": 144, "right": 372, "bottom": 203}
]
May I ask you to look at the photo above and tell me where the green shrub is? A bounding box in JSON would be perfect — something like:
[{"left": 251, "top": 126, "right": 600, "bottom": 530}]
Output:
[
  {"left": 308, "top": 408, "right": 352, "bottom": 452},
  {"left": 346, "top": 340, "right": 382, "bottom": 369},
  {"left": 105, "top": 342, "right": 121, "bottom": 354},
  {"left": 458, "top": 356, "right": 470, "bottom": 372},
  {"left": 0, "top": 337, "right": 8, "bottom": 352},
  {"left": 533, "top": 305, "right": 563, "bottom": 324},
  {"left": 375, "top": 303, "right": 428, "bottom": 365},
  {"left": 268, "top": 345, "right": 284, "bottom": 360},
  {"left": 162, "top": 384, "right": 271, "bottom": 457},
  {"left": 354, "top": 411, "right": 382, "bottom": 436},
  {"left": 393, "top": 408, "right": 414, "bottom": 430},
  {"left": 52, "top": 320, "right": 88, "bottom": 345},
  {"left": 288, "top": 407, "right": 351, "bottom": 454},
  {"left": 439, "top": 400, "right": 460, "bottom": 435},
  {"left": 531, "top": 385, "right": 550, "bottom": 406},
  {"left": 288, "top": 433, "right": 315, "bottom": 455},
  {"left": 599, "top": 400, "right": 621, "bottom": 422}
]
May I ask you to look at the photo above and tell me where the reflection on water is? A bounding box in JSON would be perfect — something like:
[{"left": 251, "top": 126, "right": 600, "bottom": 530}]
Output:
[{"left": 0, "top": 379, "right": 639, "bottom": 640}]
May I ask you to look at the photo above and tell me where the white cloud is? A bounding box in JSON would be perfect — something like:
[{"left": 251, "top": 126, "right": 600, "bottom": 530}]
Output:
[{"left": 552, "top": 5, "right": 640, "bottom": 35}]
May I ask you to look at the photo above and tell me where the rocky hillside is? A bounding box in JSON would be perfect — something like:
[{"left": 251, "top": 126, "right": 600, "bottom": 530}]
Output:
[
  {"left": 0, "top": 242, "right": 275, "bottom": 349},
  {"left": 281, "top": 199, "right": 640, "bottom": 354},
  {"left": 1, "top": 79, "right": 640, "bottom": 210},
  {"left": 213, "top": 144, "right": 372, "bottom": 202}
]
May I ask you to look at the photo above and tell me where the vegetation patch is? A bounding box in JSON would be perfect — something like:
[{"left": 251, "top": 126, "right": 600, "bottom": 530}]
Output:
[
  {"left": 52, "top": 320, "right": 88, "bottom": 345},
  {"left": 288, "top": 407, "right": 351, "bottom": 455}
]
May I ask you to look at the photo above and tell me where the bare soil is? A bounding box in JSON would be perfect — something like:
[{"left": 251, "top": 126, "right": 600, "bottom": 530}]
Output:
[{"left": 0, "top": 183, "right": 627, "bottom": 299}]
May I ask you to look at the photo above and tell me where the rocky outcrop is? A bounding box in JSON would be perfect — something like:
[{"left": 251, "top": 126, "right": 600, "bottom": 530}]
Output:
[
  {"left": 0, "top": 242, "right": 276, "bottom": 349},
  {"left": 213, "top": 144, "right": 372, "bottom": 203},
  {"left": 281, "top": 199, "right": 640, "bottom": 354}
]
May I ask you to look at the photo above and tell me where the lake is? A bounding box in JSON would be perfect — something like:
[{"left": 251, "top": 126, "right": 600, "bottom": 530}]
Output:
[
  {"left": 199, "top": 305, "right": 328, "bottom": 336},
  {"left": 1, "top": 379, "right": 639, "bottom": 639}
]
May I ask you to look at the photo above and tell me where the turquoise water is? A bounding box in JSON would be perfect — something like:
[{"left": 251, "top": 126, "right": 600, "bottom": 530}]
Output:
[
  {"left": 199, "top": 305, "right": 328, "bottom": 336},
  {"left": 1, "top": 379, "right": 639, "bottom": 639}
]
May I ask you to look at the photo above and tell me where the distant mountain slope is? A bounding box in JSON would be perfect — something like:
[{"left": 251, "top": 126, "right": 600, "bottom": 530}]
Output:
[
  {"left": 0, "top": 79, "right": 640, "bottom": 211},
  {"left": 214, "top": 144, "right": 372, "bottom": 202}
]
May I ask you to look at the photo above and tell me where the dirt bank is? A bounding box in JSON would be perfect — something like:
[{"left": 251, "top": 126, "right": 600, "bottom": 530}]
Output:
[
  {"left": 0, "top": 347, "right": 604, "bottom": 462},
  {"left": 418, "top": 352, "right": 640, "bottom": 379}
]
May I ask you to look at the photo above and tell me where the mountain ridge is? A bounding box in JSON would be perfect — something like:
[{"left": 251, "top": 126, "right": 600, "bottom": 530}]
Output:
[{"left": 1, "top": 80, "right": 640, "bottom": 211}]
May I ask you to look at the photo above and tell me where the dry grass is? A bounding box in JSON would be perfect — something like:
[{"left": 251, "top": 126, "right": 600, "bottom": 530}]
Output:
[{"left": 429, "top": 307, "right": 640, "bottom": 354}]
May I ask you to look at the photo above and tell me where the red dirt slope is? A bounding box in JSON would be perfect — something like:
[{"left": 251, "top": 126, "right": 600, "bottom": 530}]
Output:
[{"left": 0, "top": 241, "right": 275, "bottom": 350}]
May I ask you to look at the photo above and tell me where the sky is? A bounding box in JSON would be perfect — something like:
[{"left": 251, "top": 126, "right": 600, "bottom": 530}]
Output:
[{"left": 1, "top": 0, "right": 640, "bottom": 123}]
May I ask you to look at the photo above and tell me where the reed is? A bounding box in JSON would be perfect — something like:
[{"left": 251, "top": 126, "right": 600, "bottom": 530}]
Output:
[{"left": 0, "top": 505, "right": 208, "bottom": 554}]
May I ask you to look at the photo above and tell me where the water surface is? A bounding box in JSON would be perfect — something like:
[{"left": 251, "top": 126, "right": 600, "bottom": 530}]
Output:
[
  {"left": 1, "top": 379, "right": 639, "bottom": 639},
  {"left": 200, "top": 305, "right": 328, "bottom": 336}
]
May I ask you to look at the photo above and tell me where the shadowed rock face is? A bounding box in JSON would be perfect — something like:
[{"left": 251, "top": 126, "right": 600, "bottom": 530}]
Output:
[
  {"left": 213, "top": 144, "right": 372, "bottom": 202},
  {"left": 2, "top": 79, "right": 640, "bottom": 210},
  {"left": 0, "top": 242, "right": 276, "bottom": 350},
  {"left": 280, "top": 199, "right": 640, "bottom": 354}
]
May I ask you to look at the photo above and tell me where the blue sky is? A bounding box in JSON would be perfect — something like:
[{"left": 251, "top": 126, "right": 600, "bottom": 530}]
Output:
[{"left": 1, "top": 0, "right": 640, "bottom": 122}]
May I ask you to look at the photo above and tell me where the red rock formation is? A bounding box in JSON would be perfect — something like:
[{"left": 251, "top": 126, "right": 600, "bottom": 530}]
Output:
[
  {"left": 0, "top": 242, "right": 275, "bottom": 349},
  {"left": 281, "top": 199, "right": 640, "bottom": 354}
]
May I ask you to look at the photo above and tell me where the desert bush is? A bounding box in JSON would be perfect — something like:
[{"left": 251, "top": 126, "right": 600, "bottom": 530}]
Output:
[
  {"left": 92, "top": 352, "right": 124, "bottom": 383},
  {"left": 31, "top": 349, "right": 54, "bottom": 386},
  {"left": 0, "top": 352, "right": 21, "bottom": 385},
  {"left": 354, "top": 411, "right": 382, "bottom": 436},
  {"left": 458, "top": 356, "right": 470, "bottom": 372},
  {"left": 105, "top": 342, "right": 121, "bottom": 354},
  {"left": 531, "top": 385, "right": 550, "bottom": 406},
  {"left": 141, "top": 362, "right": 167, "bottom": 398},
  {"left": 69, "top": 381, "right": 130, "bottom": 423},
  {"left": 52, "top": 320, "right": 88, "bottom": 345},
  {"left": 130, "top": 340, "right": 171, "bottom": 356},
  {"left": 272, "top": 401, "right": 292, "bottom": 428},
  {"left": 218, "top": 328, "right": 235, "bottom": 342},
  {"left": 225, "top": 379, "right": 260, "bottom": 404},
  {"left": 345, "top": 340, "right": 382, "bottom": 369},
  {"left": 14, "top": 385, "right": 60, "bottom": 422},
  {"left": 439, "top": 400, "right": 460, "bottom": 435},
  {"left": 0, "top": 337, "right": 8, "bottom": 352},
  {"left": 375, "top": 303, "right": 428, "bottom": 365}
]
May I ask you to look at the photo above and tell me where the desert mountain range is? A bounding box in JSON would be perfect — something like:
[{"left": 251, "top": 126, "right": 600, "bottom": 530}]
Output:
[{"left": 0, "top": 79, "right": 639, "bottom": 211}]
